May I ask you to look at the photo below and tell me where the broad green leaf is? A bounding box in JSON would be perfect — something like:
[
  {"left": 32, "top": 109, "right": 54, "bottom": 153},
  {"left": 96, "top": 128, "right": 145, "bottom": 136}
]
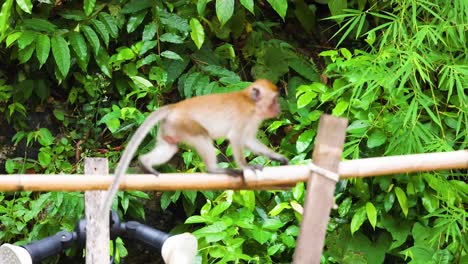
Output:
[
  {"left": 367, "top": 129, "right": 386, "bottom": 148},
  {"left": 35, "top": 34, "right": 50, "bottom": 68},
  {"left": 130, "top": 76, "right": 153, "bottom": 89},
  {"left": 149, "top": 67, "right": 167, "bottom": 86},
  {"left": 161, "top": 50, "right": 183, "bottom": 61},
  {"left": 6, "top": 31, "right": 22, "bottom": 47},
  {"left": 68, "top": 32, "right": 88, "bottom": 62},
  {"left": 127, "top": 11, "right": 147, "bottom": 33},
  {"left": 99, "top": 111, "right": 121, "bottom": 133},
  {"left": 99, "top": 13, "right": 118, "bottom": 38},
  {"left": 421, "top": 193, "right": 439, "bottom": 213},
  {"left": 159, "top": 33, "right": 184, "bottom": 44},
  {"left": 267, "top": 0, "right": 288, "bottom": 20},
  {"left": 0, "top": 0, "right": 14, "bottom": 40},
  {"left": 95, "top": 49, "right": 111, "bottom": 78},
  {"left": 365, "top": 202, "right": 377, "bottom": 230},
  {"left": 38, "top": 152, "right": 51, "bottom": 167},
  {"left": 190, "top": 18, "right": 204, "bottom": 49},
  {"left": 268, "top": 244, "right": 283, "bottom": 256},
  {"left": 338, "top": 197, "right": 352, "bottom": 217},
  {"left": 268, "top": 202, "right": 290, "bottom": 217},
  {"left": 263, "top": 219, "right": 285, "bottom": 231},
  {"left": 53, "top": 109, "right": 65, "bottom": 121},
  {"left": 139, "top": 40, "right": 157, "bottom": 56},
  {"left": 81, "top": 25, "right": 100, "bottom": 55},
  {"left": 239, "top": 190, "right": 255, "bottom": 211},
  {"left": 197, "top": 0, "right": 208, "bottom": 16},
  {"left": 17, "top": 31, "right": 36, "bottom": 49},
  {"left": 16, "top": 0, "right": 32, "bottom": 14},
  {"left": 51, "top": 35, "right": 71, "bottom": 77},
  {"left": 297, "top": 91, "right": 317, "bottom": 108},
  {"left": 185, "top": 215, "right": 207, "bottom": 224},
  {"left": 5, "top": 159, "right": 15, "bottom": 174},
  {"left": 18, "top": 43, "right": 35, "bottom": 63},
  {"left": 240, "top": 0, "right": 254, "bottom": 14},
  {"left": 83, "top": 0, "right": 95, "bottom": 16},
  {"left": 216, "top": 0, "right": 234, "bottom": 26},
  {"left": 394, "top": 187, "right": 408, "bottom": 217},
  {"left": 350, "top": 206, "right": 366, "bottom": 234},
  {"left": 296, "top": 129, "right": 315, "bottom": 153},
  {"left": 142, "top": 22, "right": 157, "bottom": 41},
  {"left": 21, "top": 18, "right": 58, "bottom": 32},
  {"left": 332, "top": 100, "right": 349, "bottom": 116},
  {"left": 328, "top": 0, "right": 347, "bottom": 21},
  {"left": 121, "top": 0, "right": 153, "bottom": 14},
  {"left": 91, "top": 19, "right": 109, "bottom": 47},
  {"left": 38, "top": 128, "right": 54, "bottom": 146}
]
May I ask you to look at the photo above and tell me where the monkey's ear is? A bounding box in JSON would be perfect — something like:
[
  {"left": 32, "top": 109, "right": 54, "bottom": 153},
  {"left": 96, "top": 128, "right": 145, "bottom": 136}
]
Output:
[{"left": 251, "top": 87, "right": 261, "bottom": 102}]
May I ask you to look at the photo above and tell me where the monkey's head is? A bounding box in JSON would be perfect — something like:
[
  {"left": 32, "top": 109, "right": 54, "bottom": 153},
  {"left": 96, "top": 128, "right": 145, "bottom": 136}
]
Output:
[{"left": 247, "top": 79, "right": 280, "bottom": 119}]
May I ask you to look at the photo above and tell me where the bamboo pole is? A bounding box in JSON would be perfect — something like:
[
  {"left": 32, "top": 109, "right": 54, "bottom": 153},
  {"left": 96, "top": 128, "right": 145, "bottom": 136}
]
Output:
[{"left": 0, "top": 150, "right": 466, "bottom": 191}]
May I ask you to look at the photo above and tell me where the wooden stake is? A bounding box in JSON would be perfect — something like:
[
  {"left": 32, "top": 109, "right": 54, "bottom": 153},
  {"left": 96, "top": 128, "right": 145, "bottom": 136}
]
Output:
[
  {"left": 84, "top": 158, "right": 110, "bottom": 264},
  {"left": 293, "top": 115, "right": 348, "bottom": 264}
]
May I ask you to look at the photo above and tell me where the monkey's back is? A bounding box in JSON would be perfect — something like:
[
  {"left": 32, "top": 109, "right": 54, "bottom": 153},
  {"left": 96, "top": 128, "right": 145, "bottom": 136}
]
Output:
[{"left": 166, "top": 91, "right": 256, "bottom": 139}]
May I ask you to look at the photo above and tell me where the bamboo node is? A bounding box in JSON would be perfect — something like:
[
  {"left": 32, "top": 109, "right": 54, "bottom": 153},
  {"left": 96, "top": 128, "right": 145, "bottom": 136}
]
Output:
[{"left": 308, "top": 163, "right": 339, "bottom": 182}]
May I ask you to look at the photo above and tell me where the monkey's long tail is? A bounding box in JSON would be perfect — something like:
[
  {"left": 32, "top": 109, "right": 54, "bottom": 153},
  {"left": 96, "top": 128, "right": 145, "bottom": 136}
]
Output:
[{"left": 100, "top": 106, "right": 170, "bottom": 216}]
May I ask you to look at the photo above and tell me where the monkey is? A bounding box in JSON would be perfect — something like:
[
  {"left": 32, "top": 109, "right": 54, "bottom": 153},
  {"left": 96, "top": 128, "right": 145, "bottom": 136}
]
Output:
[{"left": 101, "top": 79, "right": 289, "bottom": 214}]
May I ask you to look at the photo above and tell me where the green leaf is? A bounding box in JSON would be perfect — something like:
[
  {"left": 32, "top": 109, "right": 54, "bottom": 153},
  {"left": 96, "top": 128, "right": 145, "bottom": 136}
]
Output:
[
  {"left": 16, "top": 0, "right": 32, "bottom": 14},
  {"left": 5, "top": 159, "right": 15, "bottom": 174},
  {"left": 0, "top": 0, "right": 14, "bottom": 40},
  {"left": 328, "top": 0, "right": 347, "bottom": 21},
  {"left": 394, "top": 187, "right": 408, "bottom": 217},
  {"left": 6, "top": 31, "right": 22, "bottom": 47},
  {"left": 240, "top": 0, "right": 254, "bottom": 14},
  {"left": 216, "top": 0, "right": 234, "bottom": 26},
  {"left": 95, "top": 49, "right": 111, "bottom": 78},
  {"left": 338, "top": 197, "right": 352, "bottom": 217},
  {"left": 268, "top": 202, "right": 290, "bottom": 217},
  {"left": 365, "top": 202, "right": 377, "bottom": 230},
  {"left": 367, "top": 129, "right": 386, "bottom": 148},
  {"left": 159, "top": 33, "right": 184, "bottom": 44},
  {"left": 38, "top": 128, "right": 54, "bottom": 146},
  {"left": 332, "top": 100, "right": 349, "bottom": 116},
  {"left": 266, "top": 0, "right": 288, "bottom": 20},
  {"left": 197, "top": 0, "right": 208, "bottom": 16},
  {"left": 190, "top": 18, "right": 204, "bottom": 49},
  {"left": 263, "top": 219, "right": 285, "bottom": 231},
  {"left": 53, "top": 109, "right": 65, "bottom": 121},
  {"left": 121, "top": 0, "right": 153, "bottom": 14},
  {"left": 149, "top": 66, "right": 167, "bottom": 86},
  {"left": 91, "top": 19, "right": 109, "bottom": 47},
  {"left": 130, "top": 76, "right": 153, "bottom": 89},
  {"left": 81, "top": 25, "right": 100, "bottom": 56},
  {"left": 17, "top": 31, "right": 36, "bottom": 49},
  {"left": 68, "top": 32, "right": 88, "bottom": 62},
  {"left": 99, "top": 13, "right": 118, "bottom": 38},
  {"left": 350, "top": 206, "right": 366, "bottom": 234},
  {"left": 185, "top": 215, "right": 208, "bottom": 224},
  {"left": 421, "top": 193, "right": 439, "bottom": 213},
  {"left": 51, "top": 35, "right": 71, "bottom": 77},
  {"left": 142, "top": 22, "right": 157, "bottom": 41},
  {"left": 297, "top": 91, "right": 317, "bottom": 108},
  {"left": 161, "top": 50, "right": 183, "bottom": 61},
  {"left": 18, "top": 42, "right": 35, "bottom": 63},
  {"left": 83, "top": 0, "right": 96, "bottom": 16},
  {"left": 21, "top": 18, "right": 58, "bottom": 33},
  {"left": 139, "top": 40, "right": 157, "bottom": 56},
  {"left": 35, "top": 34, "right": 50, "bottom": 68},
  {"left": 296, "top": 129, "right": 315, "bottom": 153},
  {"left": 38, "top": 151, "right": 51, "bottom": 167},
  {"left": 127, "top": 11, "right": 147, "bottom": 33}
]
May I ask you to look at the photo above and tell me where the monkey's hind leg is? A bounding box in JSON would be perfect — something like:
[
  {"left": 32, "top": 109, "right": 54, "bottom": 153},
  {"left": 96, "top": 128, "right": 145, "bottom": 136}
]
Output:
[{"left": 138, "top": 140, "right": 178, "bottom": 176}]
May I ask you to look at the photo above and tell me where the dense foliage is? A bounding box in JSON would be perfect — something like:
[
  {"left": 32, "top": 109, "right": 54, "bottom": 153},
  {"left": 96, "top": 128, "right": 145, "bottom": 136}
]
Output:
[{"left": 0, "top": 0, "right": 466, "bottom": 263}]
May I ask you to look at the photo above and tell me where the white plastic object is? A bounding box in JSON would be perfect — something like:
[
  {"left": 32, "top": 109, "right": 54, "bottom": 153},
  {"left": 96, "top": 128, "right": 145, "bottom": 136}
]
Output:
[
  {"left": 161, "top": 233, "right": 198, "bottom": 264},
  {"left": 0, "top": 244, "right": 33, "bottom": 264}
]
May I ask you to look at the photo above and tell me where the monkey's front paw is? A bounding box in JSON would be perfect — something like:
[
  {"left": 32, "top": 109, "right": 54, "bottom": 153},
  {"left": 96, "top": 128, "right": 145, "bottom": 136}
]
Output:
[
  {"left": 139, "top": 163, "right": 160, "bottom": 176},
  {"left": 273, "top": 156, "right": 289, "bottom": 165},
  {"left": 246, "top": 164, "right": 264, "bottom": 171}
]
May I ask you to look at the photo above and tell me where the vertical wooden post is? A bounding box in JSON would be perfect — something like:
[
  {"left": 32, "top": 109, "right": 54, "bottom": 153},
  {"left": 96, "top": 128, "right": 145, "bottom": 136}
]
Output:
[
  {"left": 84, "top": 158, "right": 110, "bottom": 264},
  {"left": 293, "top": 115, "right": 348, "bottom": 263}
]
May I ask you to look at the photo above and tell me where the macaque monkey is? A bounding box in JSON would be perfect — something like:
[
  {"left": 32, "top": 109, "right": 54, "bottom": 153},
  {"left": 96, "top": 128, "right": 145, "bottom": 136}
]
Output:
[{"left": 101, "top": 79, "right": 288, "bottom": 214}]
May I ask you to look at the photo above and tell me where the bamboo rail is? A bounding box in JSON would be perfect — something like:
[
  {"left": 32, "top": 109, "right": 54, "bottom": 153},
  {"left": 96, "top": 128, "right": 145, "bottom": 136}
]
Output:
[{"left": 0, "top": 150, "right": 466, "bottom": 192}]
